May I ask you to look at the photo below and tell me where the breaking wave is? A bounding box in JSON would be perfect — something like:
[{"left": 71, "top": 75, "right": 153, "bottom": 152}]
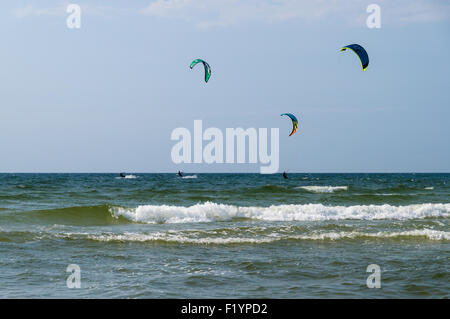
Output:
[
  {"left": 182, "top": 175, "right": 198, "bottom": 179},
  {"left": 296, "top": 186, "right": 348, "bottom": 193},
  {"left": 3, "top": 228, "right": 447, "bottom": 244},
  {"left": 115, "top": 175, "right": 137, "bottom": 179},
  {"left": 42, "top": 229, "right": 450, "bottom": 244},
  {"left": 110, "top": 202, "right": 450, "bottom": 224},
  {"left": 4, "top": 203, "right": 448, "bottom": 227}
]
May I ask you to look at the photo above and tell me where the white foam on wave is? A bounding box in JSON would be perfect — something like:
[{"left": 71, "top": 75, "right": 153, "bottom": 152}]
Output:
[
  {"left": 296, "top": 186, "right": 348, "bottom": 193},
  {"left": 86, "top": 232, "right": 273, "bottom": 244},
  {"left": 63, "top": 229, "right": 449, "bottom": 244},
  {"left": 182, "top": 175, "right": 197, "bottom": 179},
  {"left": 115, "top": 175, "right": 137, "bottom": 179},
  {"left": 424, "top": 187, "right": 434, "bottom": 190},
  {"left": 110, "top": 202, "right": 450, "bottom": 224},
  {"left": 291, "top": 229, "right": 450, "bottom": 241}
]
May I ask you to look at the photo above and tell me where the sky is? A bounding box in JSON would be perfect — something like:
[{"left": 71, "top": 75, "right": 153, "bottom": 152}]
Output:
[{"left": 0, "top": 0, "right": 449, "bottom": 173}]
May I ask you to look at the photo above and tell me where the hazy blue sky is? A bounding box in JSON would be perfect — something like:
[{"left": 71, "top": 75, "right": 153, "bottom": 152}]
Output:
[{"left": 1, "top": 0, "right": 449, "bottom": 173}]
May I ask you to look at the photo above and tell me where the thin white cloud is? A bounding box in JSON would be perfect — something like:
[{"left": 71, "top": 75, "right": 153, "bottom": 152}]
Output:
[
  {"left": 140, "top": 0, "right": 346, "bottom": 28},
  {"left": 140, "top": 0, "right": 450, "bottom": 28},
  {"left": 393, "top": 1, "right": 450, "bottom": 23},
  {"left": 15, "top": 4, "right": 65, "bottom": 18},
  {"left": 14, "top": 3, "right": 135, "bottom": 19},
  {"left": 14, "top": 1, "right": 450, "bottom": 26}
]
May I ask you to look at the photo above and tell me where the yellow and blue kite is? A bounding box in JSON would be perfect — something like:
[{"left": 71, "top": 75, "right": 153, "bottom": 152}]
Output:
[
  {"left": 281, "top": 113, "right": 299, "bottom": 136},
  {"left": 340, "top": 44, "right": 369, "bottom": 71}
]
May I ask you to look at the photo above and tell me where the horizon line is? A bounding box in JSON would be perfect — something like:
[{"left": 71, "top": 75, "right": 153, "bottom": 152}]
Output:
[{"left": 1, "top": 172, "right": 449, "bottom": 174}]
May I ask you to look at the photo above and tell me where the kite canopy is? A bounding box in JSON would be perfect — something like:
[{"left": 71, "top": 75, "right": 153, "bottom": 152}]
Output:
[
  {"left": 340, "top": 44, "right": 369, "bottom": 71},
  {"left": 190, "top": 59, "right": 211, "bottom": 83},
  {"left": 281, "top": 113, "right": 299, "bottom": 137}
]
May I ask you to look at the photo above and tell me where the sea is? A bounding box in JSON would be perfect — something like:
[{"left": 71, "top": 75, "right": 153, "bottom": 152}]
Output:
[{"left": 0, "top": 173, "right": 448, "bottom": 298}]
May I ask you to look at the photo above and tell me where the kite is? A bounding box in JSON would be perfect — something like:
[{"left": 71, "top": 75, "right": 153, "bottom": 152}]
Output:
[
  {"left": 340, "top": 44, "right": 369, "bottom": 71},
  {"left": 190, "top": 59, "right": 211, "bottom": 83},
  {"left": 281, "top": 113, "right": 299, "bottom": 136}
]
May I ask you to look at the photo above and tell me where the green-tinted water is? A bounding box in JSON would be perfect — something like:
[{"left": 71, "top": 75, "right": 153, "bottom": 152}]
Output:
[{"left": 0, "top": 173, "right": 448, "bottom": 298}]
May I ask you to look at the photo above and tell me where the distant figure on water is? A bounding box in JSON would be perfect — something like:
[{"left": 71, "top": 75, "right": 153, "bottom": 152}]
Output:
[
  {"left": 178, "top": 171, "right": 183, "bottom": 177},
  {"left": 283, "top": 171, "right": 287, "bottom": 179},
  {"left": 120, "top": 173, "right": 126, "bottom": 178}
]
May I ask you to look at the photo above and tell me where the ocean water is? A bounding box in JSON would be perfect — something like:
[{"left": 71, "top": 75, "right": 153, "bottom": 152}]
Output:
[{"left": 0, "top": 173, "right": 448, "bottom": 298}]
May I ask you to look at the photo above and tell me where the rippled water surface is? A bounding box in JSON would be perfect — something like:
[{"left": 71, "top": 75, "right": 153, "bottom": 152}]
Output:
[{"left": 0, "top": 173, "right": 448, "bottom": 298}]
